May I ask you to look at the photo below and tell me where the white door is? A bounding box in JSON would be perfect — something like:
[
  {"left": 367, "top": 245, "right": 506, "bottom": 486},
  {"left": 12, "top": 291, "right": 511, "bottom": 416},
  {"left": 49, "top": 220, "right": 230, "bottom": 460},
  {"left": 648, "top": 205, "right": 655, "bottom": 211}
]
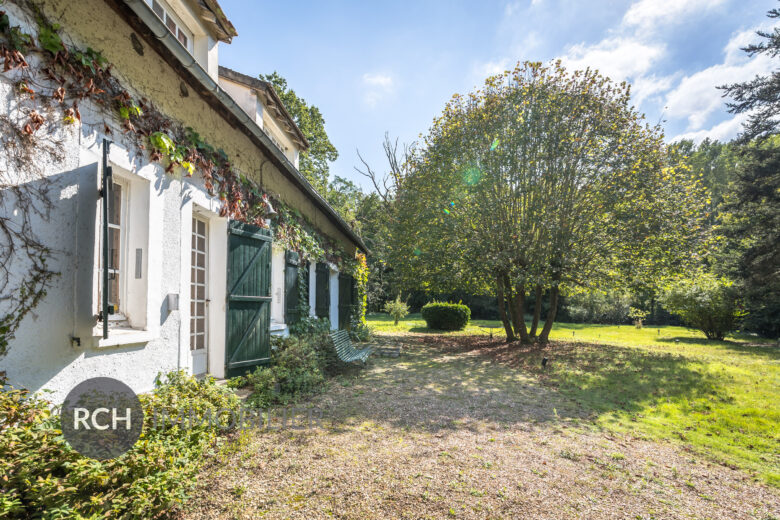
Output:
[{"left": 190, "top": 216, "right": 209, "bottom": 375}]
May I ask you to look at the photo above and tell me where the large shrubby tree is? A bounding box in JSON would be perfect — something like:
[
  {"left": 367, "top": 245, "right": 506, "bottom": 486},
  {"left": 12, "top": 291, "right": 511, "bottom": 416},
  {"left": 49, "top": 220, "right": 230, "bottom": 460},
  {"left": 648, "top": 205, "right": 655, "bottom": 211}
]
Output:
[
  {"left": 392, "top": 61, "right": 706, "bottom": 343},
  {"left": 660, "top": 273, "right": 744, "bottom": 341},
  {"left": 717, "top": 7, "right": 780, "bottom": 337},
  {"left": 720, "top": 6, "right": 780, "bottom": 143}
]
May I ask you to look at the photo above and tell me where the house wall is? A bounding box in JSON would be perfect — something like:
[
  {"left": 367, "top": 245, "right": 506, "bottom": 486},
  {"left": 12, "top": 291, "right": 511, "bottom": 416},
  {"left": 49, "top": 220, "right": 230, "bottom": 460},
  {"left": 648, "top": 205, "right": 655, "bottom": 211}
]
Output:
[
  {"left": 329, "top": 269, "right": 339, "bottom": 330},
  {"left": 219, "top": 77, "right": 262, "bottom": 128},
  {"left": 45, "top": 0, "right": 356, "bottom": 254},
  {"left": 0, "top": 0, "right": 355, "bottom": 402},
  {"left": 308, "top": 261, "right": 317, "bottom": 317},
  {"left": 261, "top": 108, "right": 299, "bottom": 165},
  {"left": 270, "top": 245, "right": 287, "bottom": 335},
  {"left": 218, "top": 76, "right": 302, "bottom": 167}
]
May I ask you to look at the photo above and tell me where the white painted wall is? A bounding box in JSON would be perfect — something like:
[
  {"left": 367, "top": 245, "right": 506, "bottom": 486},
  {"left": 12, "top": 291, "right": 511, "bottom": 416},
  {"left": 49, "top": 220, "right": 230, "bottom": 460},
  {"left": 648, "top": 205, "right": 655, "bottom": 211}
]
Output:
[
  {"left": 219, "top": 78, "right": 257, "bottom": 121},
  {"left": 308, "top": 261, "right": 316, "bottom": 317},
  {"left": 269, "top": 245, "right": 288, "bottom": 337},
  {"left": 329, "top": 268, "right": 339, "bottom": 330},
  {"left": 0, "top": 83, "right": 229, "bottom": 402}
]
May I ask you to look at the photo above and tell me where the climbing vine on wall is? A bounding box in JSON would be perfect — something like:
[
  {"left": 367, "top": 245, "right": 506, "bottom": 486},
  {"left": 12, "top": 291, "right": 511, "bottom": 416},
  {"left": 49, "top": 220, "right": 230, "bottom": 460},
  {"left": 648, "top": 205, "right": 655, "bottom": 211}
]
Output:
[
  {"left": 0, "top": 0, "right": 364, "bottom": 355},
  {"left": 351, "top": 253, "right": 368, "bottom": 324}
]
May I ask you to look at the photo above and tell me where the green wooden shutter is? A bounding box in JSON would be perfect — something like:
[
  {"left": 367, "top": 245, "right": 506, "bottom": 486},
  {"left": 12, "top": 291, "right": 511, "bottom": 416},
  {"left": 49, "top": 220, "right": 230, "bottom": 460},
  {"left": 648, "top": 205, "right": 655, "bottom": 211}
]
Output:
[
  {"left": 284, "top": 251, "right": 300, "bottom": 325},
  {"left": 338, "top": 273, "right": 354, "bottom": 329},
  {"left": 315, "top": 262, "right": 329, "bottom": 319},
  {"left": 225, "top": 221, "right": 272, "bottom": 378}
]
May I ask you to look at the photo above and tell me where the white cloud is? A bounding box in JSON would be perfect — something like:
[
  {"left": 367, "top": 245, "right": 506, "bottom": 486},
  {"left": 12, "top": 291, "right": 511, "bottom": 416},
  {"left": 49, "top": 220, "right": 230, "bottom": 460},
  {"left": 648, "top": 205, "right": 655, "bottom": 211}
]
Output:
[
  {"left": 623, "top": 0, "right": 726, "bottom": 33},
  {"left": 504, "top": 0, "right": 540, "bottom": 17},
  {"left": 664, "top": 27, "right": 771, "bottom": 130},
  {"left": 561, "top": 37, "right": 665, "bottom": 81},
  {"left": 361, "top": 73, "right": 395, "bottom": 108},
  {"left": 630, "top": 73, "right": 676, "bottom": 105},
  {"left": 671, "top": 113, "right": 748, "bottom": 143},
  {"left": 475, "top": 59, "right": 511, "bottom": 78}
]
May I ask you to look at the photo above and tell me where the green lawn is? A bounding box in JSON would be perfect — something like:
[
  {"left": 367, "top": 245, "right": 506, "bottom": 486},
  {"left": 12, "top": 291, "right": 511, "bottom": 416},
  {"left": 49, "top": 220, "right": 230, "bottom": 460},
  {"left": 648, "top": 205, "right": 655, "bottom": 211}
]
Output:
[
  {"left": 367, "top": 313, "right": 780, "bottom": 486},
  {"left": 367, "top": 312, "right": 772, "bottom": 346}
]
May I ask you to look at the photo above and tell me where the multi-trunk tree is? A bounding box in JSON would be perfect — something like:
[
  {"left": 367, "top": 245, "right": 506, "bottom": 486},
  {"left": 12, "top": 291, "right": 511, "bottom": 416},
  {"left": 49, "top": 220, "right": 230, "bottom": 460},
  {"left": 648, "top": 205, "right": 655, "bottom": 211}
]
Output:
[{"left": 392, "top": 61, "right": 706, "bottom": 343}]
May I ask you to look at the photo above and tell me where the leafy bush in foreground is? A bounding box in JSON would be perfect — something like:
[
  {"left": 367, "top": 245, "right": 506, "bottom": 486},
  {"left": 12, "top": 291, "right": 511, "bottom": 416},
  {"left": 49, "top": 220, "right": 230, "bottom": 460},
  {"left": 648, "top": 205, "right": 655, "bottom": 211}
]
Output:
[
  {"left": 660, "top": 274, "right": 744, "bottom": 340},
  {"left": 246, "top": 326, "right": 337, "bottom": 408},
  {"left": 0, "top": 371, "right": 239, "bottom": 518},
  {"left": 421, "top": 301, "right": 471, "bottom": 330}
]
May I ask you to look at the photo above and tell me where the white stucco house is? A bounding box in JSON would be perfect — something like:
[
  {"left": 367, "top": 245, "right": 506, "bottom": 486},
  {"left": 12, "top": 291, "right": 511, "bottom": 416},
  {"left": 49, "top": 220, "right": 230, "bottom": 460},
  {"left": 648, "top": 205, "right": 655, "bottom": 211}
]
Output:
[{"left": 0, "top": 0, "right": 366, "bottom": 402}]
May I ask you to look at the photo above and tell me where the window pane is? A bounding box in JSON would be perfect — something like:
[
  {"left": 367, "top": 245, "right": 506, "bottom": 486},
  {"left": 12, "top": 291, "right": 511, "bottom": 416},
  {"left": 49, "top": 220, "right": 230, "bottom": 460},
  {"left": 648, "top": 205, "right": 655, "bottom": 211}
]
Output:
[
  {"left": 108, "top": 227, "right": 120, "bottom": 270},
  {"left": 108, "top": 272, "right": 119, "bottom": 307},
  {"left": 197, "top": 236, "right": 205, "bottom": 252},
  {"left": 197, "top": 252, "right": 205, "bottom": 268},
  {"left": 165, "top": 14, "right": 177, "bottom": 34},
  {"left": 109, "top": 183, "right": 122, "bottom": 225},
  {"left": 197, "top": 268, "right": 205, "bottom": 284},
  {"left": 196, "top": 302, "right": 205, "bottom": 316},
  {"left": 197, "top": 219, "right": 206, "bottom": 235},
  {"left": 152, "top": 0, "right": 164, "bottom": 19},
  {"left": 197, "top": 285, "right": 205, "bottom": 300},
  {"left": 178, "top": 29, "right": 188, "bottom": 48},
  {"left": 196, "top": 333, "right": 204, "bottom": 349}
]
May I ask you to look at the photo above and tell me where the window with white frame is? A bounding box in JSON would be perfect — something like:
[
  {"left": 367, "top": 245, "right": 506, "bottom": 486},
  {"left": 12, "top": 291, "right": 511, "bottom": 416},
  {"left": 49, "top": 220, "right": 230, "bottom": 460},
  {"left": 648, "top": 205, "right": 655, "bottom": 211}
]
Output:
[
  {"left": 190, "top": 216, "right": 208, "bottom": 351},
  {"left": 104, "top": 179, "right": 125, "bottom": 319},
  {"left": 148, "top": 0, "right": 194, "bottom": 53},
  {"left": 97, "top": 170, "right": 150, "bottom": 332}
]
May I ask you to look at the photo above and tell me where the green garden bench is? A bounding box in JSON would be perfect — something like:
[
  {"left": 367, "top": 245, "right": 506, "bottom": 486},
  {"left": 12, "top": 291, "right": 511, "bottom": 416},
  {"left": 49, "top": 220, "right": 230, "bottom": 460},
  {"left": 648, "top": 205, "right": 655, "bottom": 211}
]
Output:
[{"left": 329, "top": 330, "right": 373, "bottom": 364}]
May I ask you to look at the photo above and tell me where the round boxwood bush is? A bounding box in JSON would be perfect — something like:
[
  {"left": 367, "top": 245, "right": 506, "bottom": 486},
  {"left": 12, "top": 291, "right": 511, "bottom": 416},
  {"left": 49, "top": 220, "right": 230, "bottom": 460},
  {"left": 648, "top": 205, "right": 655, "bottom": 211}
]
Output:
[{"left": 421, "top": 302, "right": 471, "bottom": 330}]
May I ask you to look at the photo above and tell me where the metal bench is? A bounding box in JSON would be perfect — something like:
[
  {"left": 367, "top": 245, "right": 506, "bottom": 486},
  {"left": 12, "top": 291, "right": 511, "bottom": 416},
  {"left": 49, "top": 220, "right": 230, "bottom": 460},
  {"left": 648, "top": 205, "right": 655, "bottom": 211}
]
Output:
[{"left": 329, "top": 330, "right": 373, "bottom": 363}]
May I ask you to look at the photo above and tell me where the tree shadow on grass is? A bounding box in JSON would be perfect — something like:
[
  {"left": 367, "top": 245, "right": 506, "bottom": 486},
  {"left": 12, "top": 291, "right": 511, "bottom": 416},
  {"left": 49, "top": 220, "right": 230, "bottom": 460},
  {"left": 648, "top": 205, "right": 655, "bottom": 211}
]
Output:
[
  {"left": 408, "top": 326, "right": 450, "bottom": 333},
  {"left": 654, "top": 336, "right": 780, "bottom": 360},
  {"left": 311, "top": 334, "right": 721, "bottom": 436}
]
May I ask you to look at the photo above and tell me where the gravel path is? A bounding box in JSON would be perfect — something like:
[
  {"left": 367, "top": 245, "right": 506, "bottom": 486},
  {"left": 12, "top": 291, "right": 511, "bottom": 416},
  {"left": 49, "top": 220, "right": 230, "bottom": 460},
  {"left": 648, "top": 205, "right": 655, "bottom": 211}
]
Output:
[{"left": 187, "top": 334, "right": 780, "bottom": 519}]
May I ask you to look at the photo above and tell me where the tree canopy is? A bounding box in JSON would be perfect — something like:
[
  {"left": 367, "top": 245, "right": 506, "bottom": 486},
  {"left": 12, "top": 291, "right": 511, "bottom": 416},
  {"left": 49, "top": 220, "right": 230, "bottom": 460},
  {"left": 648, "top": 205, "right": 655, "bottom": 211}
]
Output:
[{"left": 391, "top": 61, "right": 707, "bottom": 342}]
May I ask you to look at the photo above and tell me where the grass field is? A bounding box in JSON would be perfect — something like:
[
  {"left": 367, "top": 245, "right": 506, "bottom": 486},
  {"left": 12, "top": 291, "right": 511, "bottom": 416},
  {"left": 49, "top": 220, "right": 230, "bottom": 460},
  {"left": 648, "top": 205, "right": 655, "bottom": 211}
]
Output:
[
  {"left": 367, "top": 313, "right": 780, "bottom": 486},
  {"left": 367, "top": 312, "right": 773, "bottom": 346}
]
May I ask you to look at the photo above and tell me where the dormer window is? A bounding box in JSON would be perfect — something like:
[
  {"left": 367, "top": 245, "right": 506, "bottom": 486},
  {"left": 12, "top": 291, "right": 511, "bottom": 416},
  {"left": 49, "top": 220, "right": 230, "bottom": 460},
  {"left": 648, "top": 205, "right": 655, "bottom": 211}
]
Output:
[{"left": 149, "top": 0, "right": 193, "bottom": 53}]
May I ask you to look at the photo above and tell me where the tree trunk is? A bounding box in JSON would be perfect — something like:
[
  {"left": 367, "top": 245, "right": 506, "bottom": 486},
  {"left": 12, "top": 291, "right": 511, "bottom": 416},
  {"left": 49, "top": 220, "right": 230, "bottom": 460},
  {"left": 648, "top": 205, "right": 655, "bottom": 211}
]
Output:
[
  {"left": 496, "top": 276, "right": 515, "bottom": 342},
  {"left": 510, "top": 282, "right": 529, "bottom": 343},
  {"left": 537, "top": 286, "right": 559, "bottom": 344},
  {"left": 529, "top": 284, "right": 542, "bottom": 338}
]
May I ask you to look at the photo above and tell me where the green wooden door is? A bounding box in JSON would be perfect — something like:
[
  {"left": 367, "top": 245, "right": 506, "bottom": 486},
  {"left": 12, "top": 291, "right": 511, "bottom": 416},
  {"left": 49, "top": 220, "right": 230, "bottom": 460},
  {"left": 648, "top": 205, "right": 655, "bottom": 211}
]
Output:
[
  {"left": 284, "top": 251, "right": 300, "bottom": 325},
  {"left": 338, "top": 273, "right": 354, "bottom": 329},
  {"left": 315, "top": 262, "right": 329, "bottom": 319},
  {"left": 225, "top": 221, "right": 272, "bottom": 378}
]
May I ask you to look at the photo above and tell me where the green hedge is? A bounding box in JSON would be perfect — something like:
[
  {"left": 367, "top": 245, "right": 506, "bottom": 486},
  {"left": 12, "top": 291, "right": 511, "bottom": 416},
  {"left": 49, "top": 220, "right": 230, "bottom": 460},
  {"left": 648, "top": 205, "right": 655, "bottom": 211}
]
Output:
[
  {"left": 0, "top": 371, "right": 240, "bottom": 518},
  {"left": 421, "top": 302, "right": 471, "bottom": 330}
]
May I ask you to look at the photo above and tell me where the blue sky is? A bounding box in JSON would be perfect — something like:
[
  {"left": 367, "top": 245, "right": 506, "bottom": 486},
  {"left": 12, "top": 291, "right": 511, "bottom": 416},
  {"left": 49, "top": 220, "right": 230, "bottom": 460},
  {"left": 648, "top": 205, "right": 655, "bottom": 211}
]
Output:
[{"left": 217, "top": 0, "right": 777, "bottom": 191}]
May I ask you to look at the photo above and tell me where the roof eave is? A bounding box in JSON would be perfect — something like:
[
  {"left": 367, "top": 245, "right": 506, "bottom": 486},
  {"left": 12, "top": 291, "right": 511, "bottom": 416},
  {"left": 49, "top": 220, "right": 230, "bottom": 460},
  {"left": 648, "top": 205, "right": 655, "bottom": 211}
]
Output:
[{"left": 107, "top": 0, "right": 367, "bottom": 253}]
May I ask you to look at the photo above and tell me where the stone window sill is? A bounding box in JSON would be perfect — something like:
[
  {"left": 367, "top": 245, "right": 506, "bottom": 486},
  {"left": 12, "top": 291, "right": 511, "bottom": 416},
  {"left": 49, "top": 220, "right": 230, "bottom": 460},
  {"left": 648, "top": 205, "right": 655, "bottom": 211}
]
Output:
[{"left": 94, "top": 328, "right": 157, "bottom": 348}]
